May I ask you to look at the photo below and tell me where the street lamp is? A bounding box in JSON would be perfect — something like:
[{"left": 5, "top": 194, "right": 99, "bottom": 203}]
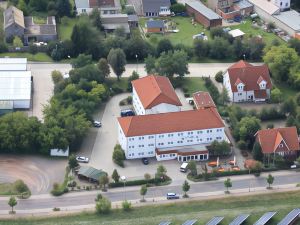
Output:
[
  {"left": 135, "top": 54, "right": 138, "bottom": 72},
  {"left": 243, "top": 54, "right": 246, "bottom": 61},
  {"left": 248, "top": 168, "right": 251, "bottom": 192},
  {"left": 121, "top": 176, "right": 126, "bottom": 200}
]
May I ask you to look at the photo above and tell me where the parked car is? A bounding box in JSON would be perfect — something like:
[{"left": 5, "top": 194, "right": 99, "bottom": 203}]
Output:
[
  {"left": 120, "top": 109, "right": 135, "bottom": 117},
  {"left": 167, "top": 193, "right": 180, "bottom": 200},
  {"left": 180, "top": 162, "right": 188, "bottom": 172},
  {"left": 142, "top": 158, "right": 149, "bottom": 165},
  {"left": 93, "top": 120, "right": 102, "bottom": 128},
  {"left": 76, "top": 156, "right": 89, "bottom": 163}
]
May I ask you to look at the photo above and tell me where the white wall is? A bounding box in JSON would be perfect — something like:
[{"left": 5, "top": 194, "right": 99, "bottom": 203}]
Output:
[
  {"left": 132, "top": 87, "right": 146, "bottom": 115},
  {"left": 76, "top": 7, "right": 94, "bottom": 15},
  {"left": 271, "top": 0, "right": 290, "bottom": 10},
  {"left": 223, "top": 72, "right": 233, "bottom": 101},
  {"left": 145, "top": 103, "right": 180, "bottom": 114},
  {"left": 13, "top": 100, "right": 30, "bottom": 109}
]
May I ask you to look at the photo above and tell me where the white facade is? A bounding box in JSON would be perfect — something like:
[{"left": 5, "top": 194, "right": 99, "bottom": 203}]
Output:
[
  {"left": 271, "top": 0, "right": 290, "bottom": 11},
  {"left": 76, "top": 7, "right": 94, "bottom": 14},
  {"left": 118, "top": 124, "right": 226, "bottom": 161},
  {"left": 0, "top": 58, "right": 27, "bottom": 71},
  {"left": 132, "top": 87, "right": 181, "bottom": 115}
]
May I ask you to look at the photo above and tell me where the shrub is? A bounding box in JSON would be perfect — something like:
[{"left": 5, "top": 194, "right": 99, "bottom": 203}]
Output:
[
  {"left": 51, "top": 183, "right": 65, "bottom": 196},
  {"left": 182, "top": 86, "right": 188, "bottom": 93},
  {"left": 215, "top": 71, "right": 223, "bottom": 83},
  {"left": 119, "top": 100, "right": 126, "bottom": 106},
  {"left": 122, "top": 200, "right": 132, "bottom": 211},
  {"left": 108, "top": 176, "right": 171, "bottom": 188},
  {"left": 184, "top": 93, "right": 190, "bottom": 97},
  {"left": 111, "top": 84, "right": 123, "bottom": 94},
  {"left": 127, "top": 96, "right": 132, "bottom": 104},
  {"left": 96, "top": 197, "right": 111, "bottom": 214},
  {"left": 266, "top": 124, "right": 274, "bottom": 129},
  {"left": 53, "top": 207, "right": 60, "bottom": 211},
  {"left": 271, "top": 88, "right": 282, "bottom": 103},
  {"left": 237, "top": 140, "right": 247, "bottom": 150},
  {"left": 112, "top": 144, "right": 125, "bottom": 167}
]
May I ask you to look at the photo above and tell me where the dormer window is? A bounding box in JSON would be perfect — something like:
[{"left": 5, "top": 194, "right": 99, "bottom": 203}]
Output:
[
  {"left": 237, "top": 83, "right": 244, "bottom": 91},
  {"left": 259, "top": 80, "right": 267, "bottom": 89}
]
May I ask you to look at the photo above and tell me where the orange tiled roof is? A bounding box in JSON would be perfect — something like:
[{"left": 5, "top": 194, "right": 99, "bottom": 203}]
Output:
[
  {"left": 132, "top": 75, "right": 182, "bottom": 109},
  {"left": 227, "top": 60, "right": 272, "bottom": 92},
  {"left": 118, "top": 108, "right": 225, "bottom": 137},
  {"left": 255, "top": 127, "right": 300, "bottom": 154},
  {"left": 193, "top": 91, "right": 216, "bottom": 109}
]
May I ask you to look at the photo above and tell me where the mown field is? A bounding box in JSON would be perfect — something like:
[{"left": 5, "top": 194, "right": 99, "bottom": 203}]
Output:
[{"left": 1, "top": 191, "right": 300, "bottom": 225}]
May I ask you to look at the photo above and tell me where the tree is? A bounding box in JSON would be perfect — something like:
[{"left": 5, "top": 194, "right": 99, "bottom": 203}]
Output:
[
  {"left": 17, "top": 0, "right": 28, "bottom": 15},
  {"left": 187, "top": 161, "right": 197, "bottom": 176},
  {"left": 13, "top": 180, "right": 29, "bottom": 198},
  {"left": 215, "top": 71, "right": 223, "bottom": 83},
  {"left": 209, "top": 37, "right": 233, "bottom": 59},
  {"left": 224, "top": 178, "right": 232, "bottom": 193},
  {"left": 90, "top": 8, "right": 103, "bottom": 31},
  {"left": 112, "top": 169, "right": 120, "bottom": 183},
  {"left": 266, "top": 174, "right": 274, "bottom": 189},
  {"left": 171, "top": 50, "right": 189, "bottom": 77},
  {"left": 170, "top": 3, "right": 186, "bottom": 13},
  {"left": 252, "top": 142, "right": 264, "bottom": 162},
  {"left": 144, "top": 55, "right": 156, "bottom": 74},
  {"left": 8, "top": 196, "right": 17, "bottom": 213},
  {"left": 194, "top": 39, "right": 209, "bottom": 58},
  {"left": 144, "top": 173, "right": 151, "bottom": 184},
  {"left": 107, "top": 48, "right": 126, "bottom": 80},
  {"left": 263, "top": 45, "right": 298, "bottom": 82},
  {"left": 112, "top": 144, "right": 125, "bottom": 167},
  {"left": 51, "top": 70, "right": 63, "bottom": 84},
  {"left": 68, "top": 154, "right": 79, "bottom": 172},
  {"left": 157, "top": 39, "right": 173, "bottom": 56},
  {"left": 114, "top": 27, "right": 126, "bottom": 38},
  {"left": 281, "top": 97, "right": 297, "bottom": 116},
  {"left": 182, "top": 180, "right": 190, "bottom": 198},
  {"left": 156, "top": 165, "right": 167, "bottom": 180},
  {"left": 271, "top": 88, "right": 283, "bottom": 103},
  {"left": 288, "top": 38, "right": 300, "bottom": 55},
  {"left": 219, "top": 88, "right": 230, "bottom": 105},
  {"left": 95, "top": 193, "right": 103, "bottom": 202},
  {"left": 55, "top": 0, "right": 72, "bottom": 17},
  {"left": 122, "top": 200, "right": 132, "bottom": 211},
  {"left": 97, "top": 58, "right": 110, "bottom": 77},
  {"left": 71, "top": 54, "right": 93, "bottom": 68},
  {"left": 140, "top": 184, "right": 147, "bottom": 202},
  {"left": 95, "top": 197, "right": 111, "bottom": 214},
  {"left": 209, "top": 141, "right": 231, "bottom": 156},
  {"left": 127, "top": 71, "right": 139, "bottom": 91},
  {"left": 237, "top": 116, "right": 261, "bottom": 146},
  {"left": 99, "top": 174, "right": 109, "bottom": 191},
  {"left": 13, "top": 36, "right": 23, "bottom": 48}
]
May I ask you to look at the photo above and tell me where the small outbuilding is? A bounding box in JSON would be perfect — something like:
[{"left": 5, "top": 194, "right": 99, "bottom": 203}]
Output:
[
  {"left": 77, "top": 166, "right": 107, "bottom": 183},
  {"left": 146, "top": 20, "right": 165, "bottom": 33},
  {"left": 228, "top": 29, "right": 245, "bottom": 38}
]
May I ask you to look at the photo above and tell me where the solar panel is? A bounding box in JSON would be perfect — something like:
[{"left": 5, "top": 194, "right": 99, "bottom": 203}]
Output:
[
  {"left": 278, "top": 208, "right": 300, "bottom": 225},
  {"left": 182, "top": 219, "right": 198, "bottom": 225},
  {"left": 206, "top": 216, "right": 224, "bottom": 225},
  {"left": 229, "top": 214, "right": 250, "bottom": 225},
  {"left": 254, "top": 212, "right": 277, "bottom": 225},
  {"left": 158, "top": 221, "right": 171, "bottom": 225}
]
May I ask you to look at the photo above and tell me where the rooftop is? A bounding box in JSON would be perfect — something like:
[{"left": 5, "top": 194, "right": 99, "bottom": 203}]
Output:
[
  {"left": 228, "top": 29, "right": 245, "bottom": 38},
  {"left": 185, "top": 0, "right": 221, "bottom": 20},
  {"left": 274, "top": 10, "right": 300, "bottom": 32},
  {"left": 4, "top": 6, "right": 25, "bottom": 29},
  {"left": 248, "top": 0, "right": 280, "bottom": 15},
  {"left": 142, "top": 0, "right": 171, "bottom": 13},
  {"left": 0, "top": 58, "right": 27, "bottom": 71},
  {"left": 24, "top": 16, "right": 57, "bottom": 36},
  {"left": 193, "top": 91, "right": 216, "bottom": 109},
  {"left": 146, "top": 20, "right": 165, "bottom": 28}
]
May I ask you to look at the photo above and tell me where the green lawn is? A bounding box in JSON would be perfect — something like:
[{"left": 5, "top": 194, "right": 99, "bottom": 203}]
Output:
[
  {"left": 0, "top": 183, "right": 18, "bottom": 196},
  {"left": 228, "top": 19, "right": 284, "bottom": 46},
  {"left": 273, "top": 81, "right": 299, "bottom": 100},
  {"left": 58, "top": 17, "right": 79, "bottom": 41},
  {"left": 141, "top": 16, "right": 208, "bottom": 46},
  {"left": 182, "top": 77, "right": 208, "bottom": 95},
  {"left": 1, "top": 191, "right": 300, "bottom": 225},
  {"left": 0, "top": 52, "right": 52, "bottom": 62}
]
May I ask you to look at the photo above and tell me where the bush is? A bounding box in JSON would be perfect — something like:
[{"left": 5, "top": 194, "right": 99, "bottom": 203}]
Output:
[
  {"left": 184, "top": 93, "right": 190, "bottom": 97},
  {"left": 96, "top": 197, "right": 111, "bottom": 214},
  {"left": 215, "top": 71, "right": 223, "bottom": 83},
  {"left": 259, "top": 107, "right": 286, "bottom": 121},
  {"left": 204, "top": 78, "right": 220, "bottom": 103},
  {"left": 119, "top": 100, "right": 126, "bottom": 106},
  {"left": 237, "top": 140, "right": 247, "bottom": 150},
  {"left": 112, "top": 144, "right": 125, "bottom": 167},
  {"left": 0, "top": 42, "right": 8, "bottom": 53},
  {"left": 111, "top": 84, "right": 124, "bottom": 94},
  {"left": 127, "top": 96, "right": 132, "bottom": 104},
  {"left": 122, "top": 200, "right": 132, "bottom": 211},
  {"left": 271, "top": 88, "right": 282, "bottom": 103},
  {"left": 108, "top": 176, "right": 171, "bottom": 188},
  {"left": 51, "top": 183, "right": 65, "bottom": 196},
  {"left": 170, "top": 3, "right": 186, "bottom": 14}
]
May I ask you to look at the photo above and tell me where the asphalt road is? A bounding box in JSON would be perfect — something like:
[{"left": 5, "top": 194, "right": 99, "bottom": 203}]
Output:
[{"left": 0, "top": 171, "right": 299, "bottom": 212}]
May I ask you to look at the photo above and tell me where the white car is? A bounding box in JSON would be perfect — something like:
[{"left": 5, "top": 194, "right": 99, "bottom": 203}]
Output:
[
  {"left": 76, "top": 156, "right": 89, "bottom": 163},
  {"left": 93, "top": 121, "right": 102, "bottom": 128}
]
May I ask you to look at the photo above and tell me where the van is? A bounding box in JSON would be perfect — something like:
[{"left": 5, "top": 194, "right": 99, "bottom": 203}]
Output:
[
  {"left": 180, "top": 162, "right": 189, "bottom": 172},
  {"left": 120, "top": 109, "right": 134, "bottom": 117}
]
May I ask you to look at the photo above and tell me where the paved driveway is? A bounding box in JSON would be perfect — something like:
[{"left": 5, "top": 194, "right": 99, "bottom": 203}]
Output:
[{"left": 0, "top": 155, "right": 66, "bottom": 194}]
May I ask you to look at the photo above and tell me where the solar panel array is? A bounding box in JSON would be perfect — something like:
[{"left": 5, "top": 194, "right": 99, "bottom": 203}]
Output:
[
  {"left": 205, "top": 216, "right": 224, "bottom": 225},
  {"left": 229, "top": 214, "right": 250, "bottom": 225},
  {"left": 158, "top": 221, "right": 171, "bottom": 225},
  {"left": 254, "top": 212, "right": 277, "bottom": 225},
  {"left": 278, "top": 208, "right": 300, "bottom": 225},
  {"left": 181, "top": 219, "right": 197, "bottom": 225}
]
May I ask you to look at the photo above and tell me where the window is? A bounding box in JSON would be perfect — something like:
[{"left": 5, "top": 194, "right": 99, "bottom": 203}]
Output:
[{"left": 279, "top": 144, "right": 283, "bottom": 148}]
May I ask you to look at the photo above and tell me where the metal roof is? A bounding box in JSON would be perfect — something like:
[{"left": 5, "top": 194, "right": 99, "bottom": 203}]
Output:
[
  {"left": 0, "top": 71, "right": 31, "bottom": 101},
  {"left": 75, "top": 0, "right": 90, "bottom": 8},
  {"left": 254, "top": 212, "right": 277, "bottom": 225},
  {"left": 229, "top": 214, "right": 250, "bottom": 225},
  {"left": 274, "top": 10, "right": 300, "bottom": 32},
  {"left": 206, "top": 216, "right": 224, "bottom": 225},
  {"left": 158, "top": 222, "right": 171, "bottom": 225},
  {"left": 182, "top": 220, "right": 197, "bottom": 225},
  {"left": 235, "top": 0, "right": 253, "bottom": 10},
  {"left": 78, "top": 166, "right": 107, "bottom": 181},
  {"left": 248, "top": 0, "right": 280, "bottom": 15},
  {"left": 128, "top": 14, "right": 139, "bottom": 22},
  {"left": 278, "top": 208, "right": 300, "bottom": 225},
  {"left": 142, "top": 0, "right": 171, "bottom": 13},
  {"left": 146, "top": 20, "right": 164, "bottom": 28},
  {"left": 0, "top": 58, "right": 27, "bottom": 71},
  {"left": 186, "top": 0, "right": 221, "bottom": 20}
]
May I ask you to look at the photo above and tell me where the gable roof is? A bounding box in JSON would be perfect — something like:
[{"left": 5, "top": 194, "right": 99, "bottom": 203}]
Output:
[
  {"left": 248, "top": 0, "right": 280, "bottom": 15},
  {"left": 118, "top": 108, "right": 224, "bottom": 137},
  {"left": 142, "top": 0, "right": 171, "bottom": 13},
  {"left": 256, "top": 127, "right": 300, "bottom": 154},
  {"left": 146, "top": 20, "right": 164, "bottom": 28},
  {"left": 185, "top": 0, "right": 221, "bottom": 20},
  {"left": 132, "top": 75, "right": 182, "bottom": 109},
  {"left": 227, "top": 60, "right": 272, "bottom": 92},
  {"left": 193, "top": 91, "right": 216, "bottom": 109},
  {"left": 4, "top": 6, "right": 25, "bottom": 29}
]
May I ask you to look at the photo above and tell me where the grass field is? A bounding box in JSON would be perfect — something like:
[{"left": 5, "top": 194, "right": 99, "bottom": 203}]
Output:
[
  {"left": 1, "top": 191, "right": 300, "bottom": 225},
  {"left": 182, "top": 77, "right": 207, "bottom": 95},
  {"left": 58, "top": 17, "right": 79, "bottom": 41},
  {"left": 273, "top": 81, "right": 298, "bottom": 100},
  {"left": 0, "top": 52, "right": 52, "bottom": 62},
  {"left": 0, "top": 183, "right": 18, "bottom": 196}
]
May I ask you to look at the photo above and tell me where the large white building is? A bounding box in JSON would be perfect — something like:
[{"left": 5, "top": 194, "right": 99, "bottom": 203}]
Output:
[
  {"left": 132, "top": 75, "right": 182, "bottom": 115},
  {"left": 223, "top": 60, "right": 272, "bottom": 103},
  {"left": 271, "top": 0, "right": 290, "bottom": 11},
  {"left": 0, "top": 58, "right": 31, "bottom": 110},
  {"left": 118, "top": 75, "right": 228, "bottom": 162}
]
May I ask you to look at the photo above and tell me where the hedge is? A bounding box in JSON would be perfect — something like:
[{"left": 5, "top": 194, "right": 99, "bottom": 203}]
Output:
[{"left": 108, "top": 177, "right": 171, "bottom": 188}]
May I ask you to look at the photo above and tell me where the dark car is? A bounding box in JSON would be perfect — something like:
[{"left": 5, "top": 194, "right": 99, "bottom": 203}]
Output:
[
  {"left": 167, "top": 193, "right": 180, "bottom": 200},
  {"left": 121, "top": 109, "right": 135, "bottom": 117},
  {"left": 142, "top": 158, "right": 149, "bottom": 165}
]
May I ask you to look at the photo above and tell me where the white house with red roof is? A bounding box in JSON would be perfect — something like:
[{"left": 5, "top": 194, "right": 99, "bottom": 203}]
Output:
[
  {"left": 255, "top": 127, "right": 300, "bottom": 158},
  {"left": 118, "top": 76, "right": 228, "bottom": 162},
  {"left": 132, "top": 75, "right": 182, "bottom": 115},
  {"left": 223, "top": 60, "right": 272, "bottom": 103}
]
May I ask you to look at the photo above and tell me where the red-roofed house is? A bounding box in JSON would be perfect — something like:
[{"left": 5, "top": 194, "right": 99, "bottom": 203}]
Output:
[
  {"left": 223, "top": 60, "right": 272, "bottom": 103},
  {"left": 132, "top": 75, "right": 182, "bottom": 115},
  {"left": 255, "top": 127, "right": 300, "bottom": 158},
  {"left": 193, "top": 91, "right": 216, "bottom": 109}
]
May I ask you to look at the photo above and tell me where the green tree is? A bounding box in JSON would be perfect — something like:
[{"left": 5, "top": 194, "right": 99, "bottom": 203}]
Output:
[
  {"left": 237, "top": 116, "right": 261, "bottom": 146},
  {"left": 97, "top": 58, "right": 110, "bottom": 77},
  {"left": 99, "top": 174, "right": 109, "bottom": 191},
  {"left": 56, "top": 0, "right": 72, "bottom": 17},
  {"left": 224, "top": 178, "right": 232, "bottom": 193},
  {"left": 17, "top": 0, "right": 28, "bottom": 15},
  {"left": 215, "top": 71, "right": 223, "bottom": 83},
  {"left": 90, "top": 8, "right": 103, "bottom": 31},
  {"left": 144, "top": 55, "right": 156, "bottom": 74},
  {"left": 107, "top": 48, "right": 126, "bottom": 80},
  {"left": 194, "top": 39, "right": 209, "bottom": 58},
  {"left": 187, "top": 161, "right": 197, "bottom": 176},
  {"left": 13, "top": 180, "right": 29, "bottom": 198},
  {"left": 263, "top": 45, "right": 298, "bottom": 82},
  {"left": 219, "top": 88, "right": 230, "bottom": 105},
  {"left": 51, "top": 70, "right": 63, "bottom": 84},
  {"left": 127, "top": 71, "right": 139, "bottom": 91},
  {"left": 209, "top": 37, "right": 233, "bottom": 59},
  {"left": 13, "top": 36, "right": 23, "bottom": 48},
  {"left": 252, "top": 142, "right": 264, "bottom": 162},
  {"left": 157, "top": 39, "right": 173, "bottom": 56},
  {"left": 288, "top": 38, "right": 300, "bottom": 55},
  {"left": 266, "top": 174, "right": 274, "bottom": 189},
  {"left": 209, "top": 141, "right": 231, "bottom": 156},
  {"left": 281, "top": 97, "right": 297, "bottom": 116},
  {"left": 112, "top": 144, "right": 125, "bottom": 167},
  {"left": 8, "top": 196, "right": 17, "bottom": 213},
  {"left": 111, "top": 169, "right": 120, "bottom": 183},
  {"left": 182, "top": 180, "right": 190, "bottom": 198},
  {"left": 271, "top": 88, "right": 283, "bottom": 103},
  {"left": 68, "top": 154, "right": 79, "bottom": 172},
  {"left": 156, "top": 165, "right": 167, "bottom": 180},
  {"left": 144, "top": 173, "right": 151, "bottom": 184},
  {"left": 172, "top": 50, "right": 189, "bottom": 77},
  {"left": 170, "top": 3, "right": 186, "bottom": 13},
  {"left": 95, "top": 197, "right": 111, "bottom": 214},
  {"left": 122, "top": 200, "right": 132, "bottom": 211},
  {"left": 71, "top": 54, "right": 93, "bottom": 68},
  {"left": 140, "top": 184, "right": 147, "bottom": 202},
  {"left": 95, "top": 193, "right": 103, "bottom": 202}
]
